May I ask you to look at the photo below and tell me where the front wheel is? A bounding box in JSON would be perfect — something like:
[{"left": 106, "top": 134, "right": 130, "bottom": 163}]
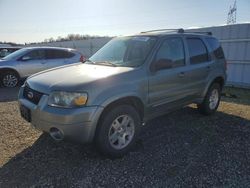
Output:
[
  {"left": 95, "top": 105, "right": 141, "bottom": 158},
  {"left": 197, "top": 83, "right": 221, "bottom": 115},
  {"left": 1, "top": 71, "right": 19, "bottom": 88}
]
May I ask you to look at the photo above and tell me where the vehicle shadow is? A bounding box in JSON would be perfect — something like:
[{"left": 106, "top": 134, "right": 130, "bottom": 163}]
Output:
[
  {"left": 0, "top": 87, "right": 20, "bottom": 102},
  {"left": 1, "top": 106, "right": 250, "bottom": 187}
]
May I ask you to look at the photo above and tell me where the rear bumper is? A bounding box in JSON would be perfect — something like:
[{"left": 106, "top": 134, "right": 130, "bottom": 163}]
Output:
[{"left": 18, "top": 86, "right": 104, "bottom": 143}]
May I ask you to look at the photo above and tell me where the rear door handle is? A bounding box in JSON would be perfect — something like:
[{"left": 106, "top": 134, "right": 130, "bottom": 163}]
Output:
[{"left": 179, "top": 72, "right": 185, "bottom": 77}]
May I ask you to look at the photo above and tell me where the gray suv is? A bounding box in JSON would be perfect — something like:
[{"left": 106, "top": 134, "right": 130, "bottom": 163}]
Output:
[
  {"left": 18, "top": 29, "right": 227, "bottom": 157},
  {"left": 0, "top": 47, "right": 83, "bottom": 87}
]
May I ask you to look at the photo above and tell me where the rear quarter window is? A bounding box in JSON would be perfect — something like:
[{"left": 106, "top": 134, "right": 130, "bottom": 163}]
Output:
[{"left": 206, "top": 38, "right": 225, "bottom": 59}]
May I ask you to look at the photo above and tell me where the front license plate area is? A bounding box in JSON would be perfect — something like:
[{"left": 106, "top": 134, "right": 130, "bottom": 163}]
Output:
[{"left": 20, "top": 105, "right": 31, "bottom": 122}]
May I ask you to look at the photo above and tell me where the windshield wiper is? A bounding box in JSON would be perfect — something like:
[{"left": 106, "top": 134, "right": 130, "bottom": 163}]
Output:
[{"left": 94, "top": 61, "right": 117, "bottom": 67}]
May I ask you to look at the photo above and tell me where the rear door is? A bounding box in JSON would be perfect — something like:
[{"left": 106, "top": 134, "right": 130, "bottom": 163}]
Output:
[
  {"left": 183, "top": 37, "right": 212, "bottom": 95},
  {"left": 148, "top": 37, "right": 190, "bottom": 116},
  {"left": 44, "top": 49, "right": 75, "bottom": 69}
]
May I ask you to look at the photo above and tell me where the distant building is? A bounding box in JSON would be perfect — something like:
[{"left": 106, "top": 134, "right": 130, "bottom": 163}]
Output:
[{"left": 0, "top": 43, "right": 11, "bottom": 47}]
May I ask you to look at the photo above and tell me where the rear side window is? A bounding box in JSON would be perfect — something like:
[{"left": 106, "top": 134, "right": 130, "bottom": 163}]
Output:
[
  {"left": 45, "top": 49, "right": 75, "bottom": 59},
  {"left": 187, "top": 38, "right": 208, "bottom": 64},
  {"left": 206, "top": 38, "right": 225, "bottom": 59},
  {"left": 155, "top": 37, "right": 185, "bottom": 68}
]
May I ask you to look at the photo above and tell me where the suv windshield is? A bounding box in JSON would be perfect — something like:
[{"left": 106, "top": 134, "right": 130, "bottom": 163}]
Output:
[
  {"left": 2, "top": 48, "right": 29, "bottom": 61},
  {"left": 89, "top": 36, "right": 157, "bottom": 67}
]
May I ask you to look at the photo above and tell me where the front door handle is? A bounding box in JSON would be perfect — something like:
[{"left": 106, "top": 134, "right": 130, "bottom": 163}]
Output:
[{"left": 179, "top": 72, "right": 185, "bottom": 77}]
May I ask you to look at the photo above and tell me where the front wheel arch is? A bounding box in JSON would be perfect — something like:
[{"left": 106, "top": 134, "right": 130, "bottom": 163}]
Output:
[
  {"left": 99, "top": 96, "right": 145, "bottom": 122},
  {"left": 95, "top": 104, "right": 141, "bottom": 157}
]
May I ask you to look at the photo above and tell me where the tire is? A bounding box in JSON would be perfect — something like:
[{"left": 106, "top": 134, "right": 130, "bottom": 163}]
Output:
[
  {"left": 1, "top": 71, "right": 19, "bottom": 88},
  {"left": 197, "top": 83, "right": 222, "bottom": 115},
  {"left": 95, "top": 105, "right": 141, "bottom": 158}
]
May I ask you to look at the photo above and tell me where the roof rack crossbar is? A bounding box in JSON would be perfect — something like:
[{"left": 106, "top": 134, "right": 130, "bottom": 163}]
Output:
[{"left": 141, "top": 28, "right": 184, "bottom": 34}]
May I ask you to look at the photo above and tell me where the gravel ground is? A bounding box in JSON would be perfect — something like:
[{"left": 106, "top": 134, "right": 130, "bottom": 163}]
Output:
[{"left": 0, "top": 87, "right": 250, "bottom": 187}]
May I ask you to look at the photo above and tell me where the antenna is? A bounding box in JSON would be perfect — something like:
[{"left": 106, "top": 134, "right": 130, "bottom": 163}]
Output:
[{"left": 227, "top": 0, "right": 237, "bottom": 24}]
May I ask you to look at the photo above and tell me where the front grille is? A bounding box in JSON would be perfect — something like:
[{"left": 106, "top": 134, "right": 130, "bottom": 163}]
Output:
[{"left": 23, "top": 86, "right": 43, "bottom": 105}]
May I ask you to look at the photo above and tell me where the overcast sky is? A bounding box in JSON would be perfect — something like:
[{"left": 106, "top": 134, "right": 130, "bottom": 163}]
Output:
[{"left": 0, "top": 0, "right": 249, "bottom": 43}]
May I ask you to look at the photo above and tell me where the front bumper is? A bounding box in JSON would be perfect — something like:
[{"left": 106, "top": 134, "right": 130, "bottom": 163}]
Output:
[{"left": 18, "top": 86, "right": 104, "bottom": 143}]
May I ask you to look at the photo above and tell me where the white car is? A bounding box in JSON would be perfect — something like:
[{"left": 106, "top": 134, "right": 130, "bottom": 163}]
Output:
[{"left": 0, "top": 47, "right": 84, "bottom": 87}]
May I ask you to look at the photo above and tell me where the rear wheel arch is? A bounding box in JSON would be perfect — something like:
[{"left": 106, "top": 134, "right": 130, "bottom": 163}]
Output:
[
  {"left": 212, "top": 76, "right": 225, "bottom": 89},
  {"left": 203, "top": 76, "right": 225, "bottom": 97},
  {"left": 198, "top": 82, "right": 221, "bottom": 115}
]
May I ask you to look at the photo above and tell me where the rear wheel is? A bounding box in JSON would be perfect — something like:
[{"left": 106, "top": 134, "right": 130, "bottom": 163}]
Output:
[
  {"left": 95, "top": 105, "right": 141, "bottom": 158},
  {"left": 197, "top": 83, "right": 221, "bottom": 115},
  {"left": 1, "top": 71, "right": 19, "bottom": 88}
]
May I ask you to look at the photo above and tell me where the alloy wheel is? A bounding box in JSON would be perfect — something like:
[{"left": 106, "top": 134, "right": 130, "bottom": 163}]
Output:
[
  {"left": 108, "top": 114, "right": 135, "bottom": 150},
  {"left": 209, "top": 89, "right": 219, "bottom": 110},
  {"left": 2, "top": 74, "right": 18, "bottom": 87}
]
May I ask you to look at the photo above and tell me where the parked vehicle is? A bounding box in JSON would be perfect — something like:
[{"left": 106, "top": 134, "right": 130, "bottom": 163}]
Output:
[
  {"left": 0, "top": 47, "right": 21, "bottom": 58},
  {"left": 0, "top": 47, "right": 84, "bottom": 87},
  {"left": 19, "top": 29, "right": 227, "bottom": 157}
]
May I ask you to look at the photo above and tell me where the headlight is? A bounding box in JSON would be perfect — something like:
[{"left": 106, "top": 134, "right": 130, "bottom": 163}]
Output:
[{"left": 48, "top": 91, "right": 88, "bottom": 108}]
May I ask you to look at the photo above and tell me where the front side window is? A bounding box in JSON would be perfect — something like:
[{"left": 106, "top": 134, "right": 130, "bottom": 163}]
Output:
[
  {"left": 89, "top": 36, "right": 157, "bottom": 67},
  {"left": 155, "top": 37, "right": 185, "bottom": 68},
  {"left": 2, "top": 48, "right": 29, "bottom": 61},
  {"left": 187, "top": 38, "right": 209, "bottom": 64},
  {"left": 24, "top": 50, "right": 45, "bottom": 60}
]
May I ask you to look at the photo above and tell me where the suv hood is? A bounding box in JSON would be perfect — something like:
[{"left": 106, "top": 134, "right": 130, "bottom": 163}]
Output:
[{"left": 27, "top": 63, "right": 134, "bottom": 94}]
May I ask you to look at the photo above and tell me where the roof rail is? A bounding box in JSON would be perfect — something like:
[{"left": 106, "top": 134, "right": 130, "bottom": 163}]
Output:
[
  {"left": 141, "top": 28, "right": 184, "bottom": 34},
  {"left": 184, "top": 31, "right": 213, "bottom": 35},
  {"left": 140, "top": 28, "right": 212, "bottom": 35}
]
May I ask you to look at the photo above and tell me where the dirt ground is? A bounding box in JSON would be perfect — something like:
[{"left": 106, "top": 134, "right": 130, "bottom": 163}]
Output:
[{"left": 0, "top": 87, "right": 250, "bottom": 187}]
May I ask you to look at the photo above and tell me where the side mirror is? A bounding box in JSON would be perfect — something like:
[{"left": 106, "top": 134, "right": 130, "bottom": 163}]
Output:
[
  {"left": 80, "top": 55, "right": 87, "bottom": 63},
  {"left": 152, "top": 59, "right": 173, "bottom": 72},
  {"left": 21, "top": 56, "right": 32, "bottom": 61}
]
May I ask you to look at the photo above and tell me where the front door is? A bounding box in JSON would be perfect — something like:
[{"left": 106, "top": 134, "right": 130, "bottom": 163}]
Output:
[{"left": 18, "top": 49, "right": 47, "bottom": 77}]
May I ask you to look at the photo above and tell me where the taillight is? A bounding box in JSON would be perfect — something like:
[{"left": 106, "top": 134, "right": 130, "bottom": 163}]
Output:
[{"left": 80, "top": 55, "right": 86, "bottom": 63}]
